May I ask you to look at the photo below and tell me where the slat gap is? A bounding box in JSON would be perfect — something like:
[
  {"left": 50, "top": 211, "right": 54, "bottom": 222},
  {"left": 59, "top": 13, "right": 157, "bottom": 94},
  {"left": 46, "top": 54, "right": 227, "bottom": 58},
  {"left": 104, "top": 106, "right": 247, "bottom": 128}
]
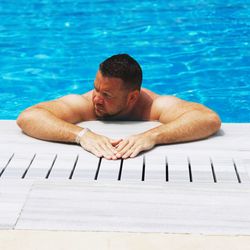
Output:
[
  {"left": 232, "top": 158, "right": 241, "bottom": 183},
  {"left": 45, "top": 154, "right": 57, "bottom": 179},
  {"left": 22, "top": 153, "right": 36, "bottom": 179},
  {"left": 210, "top": 157, "right": 217, "bottom": 183},
  {"left": 0, "top": 153, "right": 15, "bottom": 178},
  {"left": 141, "top": 155, "right": 145, "bottom": 181},
  {"left": 187, "top": 157, "right": 193, "bottom": 182},
  {"left": 165, "top": 156, "right": 169, "bottom": 182},
  {"left": 94, "top": 157, "right": 102, "bottom": 180},
  {"left": 69, "top": 154, "right": 79, "bottom": 179},
  {"left": 118, "top": 159, "right": 124, "bottom": 181}
]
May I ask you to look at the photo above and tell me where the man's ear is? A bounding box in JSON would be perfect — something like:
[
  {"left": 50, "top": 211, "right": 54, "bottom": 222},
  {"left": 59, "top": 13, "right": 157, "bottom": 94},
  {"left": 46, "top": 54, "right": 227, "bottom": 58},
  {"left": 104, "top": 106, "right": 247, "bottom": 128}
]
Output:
[{"left": 128, "top": 90, "right": 140, "bottom": 104}]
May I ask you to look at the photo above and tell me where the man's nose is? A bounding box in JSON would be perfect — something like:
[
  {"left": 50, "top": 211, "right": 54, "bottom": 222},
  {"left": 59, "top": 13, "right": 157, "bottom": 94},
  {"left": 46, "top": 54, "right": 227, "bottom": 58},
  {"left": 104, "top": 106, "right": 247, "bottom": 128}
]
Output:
[{"left": 93, "top": 93, "right": 104, "bottom": 104}]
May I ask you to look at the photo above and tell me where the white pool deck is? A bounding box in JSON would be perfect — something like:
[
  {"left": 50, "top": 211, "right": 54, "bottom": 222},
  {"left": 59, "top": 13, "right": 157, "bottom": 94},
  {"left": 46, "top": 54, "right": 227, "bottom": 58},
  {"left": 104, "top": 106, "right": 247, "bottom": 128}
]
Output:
[{"left": 1, "top": 120, "right": 250, "bottom": 249}]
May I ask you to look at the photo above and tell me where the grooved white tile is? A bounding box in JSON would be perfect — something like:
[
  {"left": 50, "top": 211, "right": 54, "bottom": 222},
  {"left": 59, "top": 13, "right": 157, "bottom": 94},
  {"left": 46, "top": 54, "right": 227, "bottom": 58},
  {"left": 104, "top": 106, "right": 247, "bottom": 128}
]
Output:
[
  {"left": 1, "top": 152, "right": 35, "bottom": 179},
  {"left": 121, "top": 156, "right": 143, "bottom": 181},
  {"left": 211, "top": 156, "right": 238, "bottom": 183},
  {"left": 144, "top": 152, "right": 166, "bottom": 183},
  {"left": 0, "top": 152, "right": 13, "bottom": 174},
  {"left": 187, "top": 154, "right": 214, "bottom": 183},
  {"left": 233, "top": 156, "right": 250, "bottom": 183},
  {"left": 72, "top": 152, "right": 99, "bottom": 180},
  {"left": 49, "top": 154, "right": 77, "bottom": 179},
  {"left": 97, "top": 159, "right": 121, "bottom": 180},
  {"left": 167, "top": 154, "right": 190, "bottom": 182},
  {"left": 25, "top": 153, "right": 56, "bottom": 179}
]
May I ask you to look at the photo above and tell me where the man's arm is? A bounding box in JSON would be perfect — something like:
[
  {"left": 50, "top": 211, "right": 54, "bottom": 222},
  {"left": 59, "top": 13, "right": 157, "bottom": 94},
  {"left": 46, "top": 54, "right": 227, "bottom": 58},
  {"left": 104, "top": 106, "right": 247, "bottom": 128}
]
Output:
[
  {"left": 17, "top": 94, "right": 120, "bottom": 160},
  {"left": 17, "top": 94, "right": 89, "bottom": 142},
  {"left": 116, "top": 96, "right": 221, "bottom": 158}
]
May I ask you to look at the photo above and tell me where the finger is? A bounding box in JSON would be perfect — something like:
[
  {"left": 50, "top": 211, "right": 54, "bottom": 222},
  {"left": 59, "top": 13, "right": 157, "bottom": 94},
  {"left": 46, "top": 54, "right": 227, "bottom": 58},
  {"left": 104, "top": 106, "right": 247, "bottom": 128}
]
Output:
[
  {"left": 116, "top": 139, "right": 129, "bottom": 152},
  {"left": 91, "top": 146, "right": 103, "bottom": 158},
  {"left": 98, "top": 142, "right": 117, "bottom": 160},
  {"left": 110, "top": 139, "right": 123, "bottom": 147},
  {"left": 105, "top": 141, "right": 118, "bottom": 154},
  {"left": 129, "top": 146, "right": 142, "bottom": 158},
  {"left": 80, "top": 143, "right": 102, "bottom": 158},
  {"left": 117, "top": 141, "right": 135, "bottom": 158},
  {"left": 122, "top": 146, "right": 137, "bottom": 159},
  {"left": 100, "top": 142, "right": 114, "bottom": 157},
  {"left": 97, "top": 144, "right": 112, "bottom": 159}
]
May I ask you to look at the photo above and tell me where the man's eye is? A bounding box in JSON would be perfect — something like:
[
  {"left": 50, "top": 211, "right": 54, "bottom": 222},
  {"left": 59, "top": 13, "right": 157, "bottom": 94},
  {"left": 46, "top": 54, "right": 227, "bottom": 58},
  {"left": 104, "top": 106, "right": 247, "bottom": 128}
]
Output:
[{"left": 103, "top": 93, "right": 111, "bottom": 99}]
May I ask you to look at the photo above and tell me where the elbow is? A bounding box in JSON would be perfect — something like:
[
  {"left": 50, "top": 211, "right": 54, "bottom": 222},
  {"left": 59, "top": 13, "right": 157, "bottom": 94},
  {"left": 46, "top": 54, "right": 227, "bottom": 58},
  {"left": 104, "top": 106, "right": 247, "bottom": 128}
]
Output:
[
  {"left": 208, "top": 113, "right": 221, "bottom": 134},
  {"left": 16, "top": 111, "right": 27, "bottom": 130},
  {"left": 16, "top": 109, "right": 34, "bottom": 130}
]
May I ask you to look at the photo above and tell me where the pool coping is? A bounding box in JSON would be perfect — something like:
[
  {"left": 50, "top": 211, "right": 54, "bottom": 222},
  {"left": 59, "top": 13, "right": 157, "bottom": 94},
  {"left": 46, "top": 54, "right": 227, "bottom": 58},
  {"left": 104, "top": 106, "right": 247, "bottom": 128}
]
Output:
[{"left": 1, "top": 120, "right": 250, "bottom": 241}]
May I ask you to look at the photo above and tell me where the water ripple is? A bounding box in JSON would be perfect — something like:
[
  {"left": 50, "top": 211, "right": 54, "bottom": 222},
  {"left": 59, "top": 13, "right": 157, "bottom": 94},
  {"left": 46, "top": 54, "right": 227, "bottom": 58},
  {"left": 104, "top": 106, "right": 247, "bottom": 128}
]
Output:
[{"left": 0, "top": 0, "right": 249, "bottom": 121}]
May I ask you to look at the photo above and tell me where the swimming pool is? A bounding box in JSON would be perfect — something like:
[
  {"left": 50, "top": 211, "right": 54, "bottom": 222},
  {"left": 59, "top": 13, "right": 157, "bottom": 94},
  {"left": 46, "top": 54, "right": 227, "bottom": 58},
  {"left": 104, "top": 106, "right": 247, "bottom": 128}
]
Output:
[{"left": 0, "top": 0, "right": 249, "bottom": 121}]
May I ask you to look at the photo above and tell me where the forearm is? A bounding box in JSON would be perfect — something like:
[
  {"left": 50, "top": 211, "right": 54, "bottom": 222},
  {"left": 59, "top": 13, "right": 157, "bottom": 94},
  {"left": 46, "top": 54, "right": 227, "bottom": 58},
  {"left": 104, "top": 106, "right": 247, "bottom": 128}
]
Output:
[
  {"left": 147, "top": 111, "right": 221, "bottom": 145},
  {"left": 16, "top": 108, "right": 83, "bottom": 143}
]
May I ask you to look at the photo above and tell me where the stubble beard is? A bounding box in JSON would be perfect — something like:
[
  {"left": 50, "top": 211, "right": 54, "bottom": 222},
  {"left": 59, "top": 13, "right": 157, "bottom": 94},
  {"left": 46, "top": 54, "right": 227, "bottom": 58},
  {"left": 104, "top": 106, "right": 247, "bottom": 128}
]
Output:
[{"left": 95, "top": 106, "right": 127, "bottom": 121}]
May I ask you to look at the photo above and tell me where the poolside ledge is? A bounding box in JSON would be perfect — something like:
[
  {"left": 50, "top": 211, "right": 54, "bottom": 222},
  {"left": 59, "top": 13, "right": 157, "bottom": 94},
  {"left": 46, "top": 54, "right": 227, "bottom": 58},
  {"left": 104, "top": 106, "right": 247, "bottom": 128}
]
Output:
[{"left": 1, "top": 120, "right": 250, "bottom": 249}]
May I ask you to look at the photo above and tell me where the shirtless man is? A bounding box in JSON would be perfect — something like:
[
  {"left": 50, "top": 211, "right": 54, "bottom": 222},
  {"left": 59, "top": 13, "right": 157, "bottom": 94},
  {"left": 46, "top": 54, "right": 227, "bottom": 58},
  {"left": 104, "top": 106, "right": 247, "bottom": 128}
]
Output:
[{"left": 17, "top": 54, "right": 221, "bottom": 160}]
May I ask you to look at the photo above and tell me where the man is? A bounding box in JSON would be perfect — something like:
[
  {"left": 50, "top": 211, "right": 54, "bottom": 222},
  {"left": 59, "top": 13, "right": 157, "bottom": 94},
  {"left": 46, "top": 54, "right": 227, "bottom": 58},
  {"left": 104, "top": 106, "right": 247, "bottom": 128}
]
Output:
[{"left": 17, "top": 54, "right": 221, "bottom": 160}]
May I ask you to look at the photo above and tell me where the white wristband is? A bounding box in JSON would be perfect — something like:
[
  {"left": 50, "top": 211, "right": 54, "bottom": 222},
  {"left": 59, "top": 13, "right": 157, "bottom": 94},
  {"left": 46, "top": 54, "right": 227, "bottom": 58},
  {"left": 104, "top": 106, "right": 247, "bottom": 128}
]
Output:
[{"left": 75, "top": 128, "right": 90, "bottom": 144}]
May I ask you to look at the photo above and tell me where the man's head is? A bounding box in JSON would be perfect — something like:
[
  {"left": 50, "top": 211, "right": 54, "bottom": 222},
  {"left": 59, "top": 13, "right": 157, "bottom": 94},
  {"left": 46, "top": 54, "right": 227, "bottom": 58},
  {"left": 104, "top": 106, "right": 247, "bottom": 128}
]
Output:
[
  {"left": 99, "top": 54, "right": 142, "bottom": 91},
  {"left": 92, "top": 54, "right": 143, "bottom": 119}
]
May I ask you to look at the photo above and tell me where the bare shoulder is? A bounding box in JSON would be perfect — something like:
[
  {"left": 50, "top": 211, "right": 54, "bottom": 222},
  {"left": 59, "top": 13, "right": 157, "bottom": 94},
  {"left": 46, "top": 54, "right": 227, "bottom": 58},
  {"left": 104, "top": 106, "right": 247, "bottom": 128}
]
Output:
[
  {"left": 58, "top": 92, "right": 92, "bottom": 108},
  {"left": 150, "top": 95, "right": 214, "bottom": 122},
  {"left": 61, "top": 92, "right": 91, "bottom": 105},
  {"left": 149, "top": 96, "right": 182, "bottom": 120},
  {"left": 56, "top": 94, "right": 92, "bottom": 111},
  {"left": 153, "top": 95, "right": 184, "bottom": 106},
  {"left": 153, "top": 95, "right": 195, "bottom": 110},
  {"left": 141, "top": 88, "right": 159, "bottom": 100},
  {"left": 30, "top": 92, "right": 95, "bottom": 123},
  {"left": 57, "top": 92, "right": 95, "bottom": 122}
]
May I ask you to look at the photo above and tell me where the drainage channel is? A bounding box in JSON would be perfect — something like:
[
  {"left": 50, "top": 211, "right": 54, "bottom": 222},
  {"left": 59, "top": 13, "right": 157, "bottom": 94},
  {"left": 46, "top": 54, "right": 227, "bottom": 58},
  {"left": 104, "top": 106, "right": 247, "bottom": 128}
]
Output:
[{"left": 0, "top": 153, "right": 245, "bottom": 183}]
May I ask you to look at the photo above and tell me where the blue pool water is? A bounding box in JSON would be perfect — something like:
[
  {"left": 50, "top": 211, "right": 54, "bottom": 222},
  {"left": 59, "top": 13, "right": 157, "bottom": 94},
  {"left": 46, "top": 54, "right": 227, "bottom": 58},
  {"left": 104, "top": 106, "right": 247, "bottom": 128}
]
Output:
[{"left": 0, "top": 0, "right": 250, "bottom": 122}]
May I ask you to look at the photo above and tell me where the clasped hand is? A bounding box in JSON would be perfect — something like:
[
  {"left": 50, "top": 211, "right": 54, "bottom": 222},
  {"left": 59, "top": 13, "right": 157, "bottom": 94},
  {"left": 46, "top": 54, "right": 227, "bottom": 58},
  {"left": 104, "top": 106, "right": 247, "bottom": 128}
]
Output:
[{"left": 79, "top": 130, "right": 155, "bottom": 160}]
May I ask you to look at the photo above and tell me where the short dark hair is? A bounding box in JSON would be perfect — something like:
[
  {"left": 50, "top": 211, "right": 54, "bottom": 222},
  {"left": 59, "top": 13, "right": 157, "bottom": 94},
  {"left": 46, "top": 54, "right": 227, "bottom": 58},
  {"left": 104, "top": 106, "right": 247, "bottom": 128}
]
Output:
[{"left": 99, "top": 54, "right": 142, "bottom": 90}]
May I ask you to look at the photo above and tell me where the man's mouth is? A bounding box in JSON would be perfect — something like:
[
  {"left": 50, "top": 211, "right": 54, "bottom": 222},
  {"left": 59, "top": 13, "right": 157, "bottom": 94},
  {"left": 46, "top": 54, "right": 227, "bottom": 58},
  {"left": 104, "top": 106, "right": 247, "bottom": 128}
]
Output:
[{"left": 95, "top": 106, "right": 104, "bottom": 113}]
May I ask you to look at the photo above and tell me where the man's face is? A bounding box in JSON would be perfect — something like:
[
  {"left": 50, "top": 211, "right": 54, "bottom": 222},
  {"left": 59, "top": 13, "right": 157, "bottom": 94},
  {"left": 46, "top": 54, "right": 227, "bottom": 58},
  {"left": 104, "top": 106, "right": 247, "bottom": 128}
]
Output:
[{"left": 92, "top": 70, "right": 130, "bottom": 119}]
